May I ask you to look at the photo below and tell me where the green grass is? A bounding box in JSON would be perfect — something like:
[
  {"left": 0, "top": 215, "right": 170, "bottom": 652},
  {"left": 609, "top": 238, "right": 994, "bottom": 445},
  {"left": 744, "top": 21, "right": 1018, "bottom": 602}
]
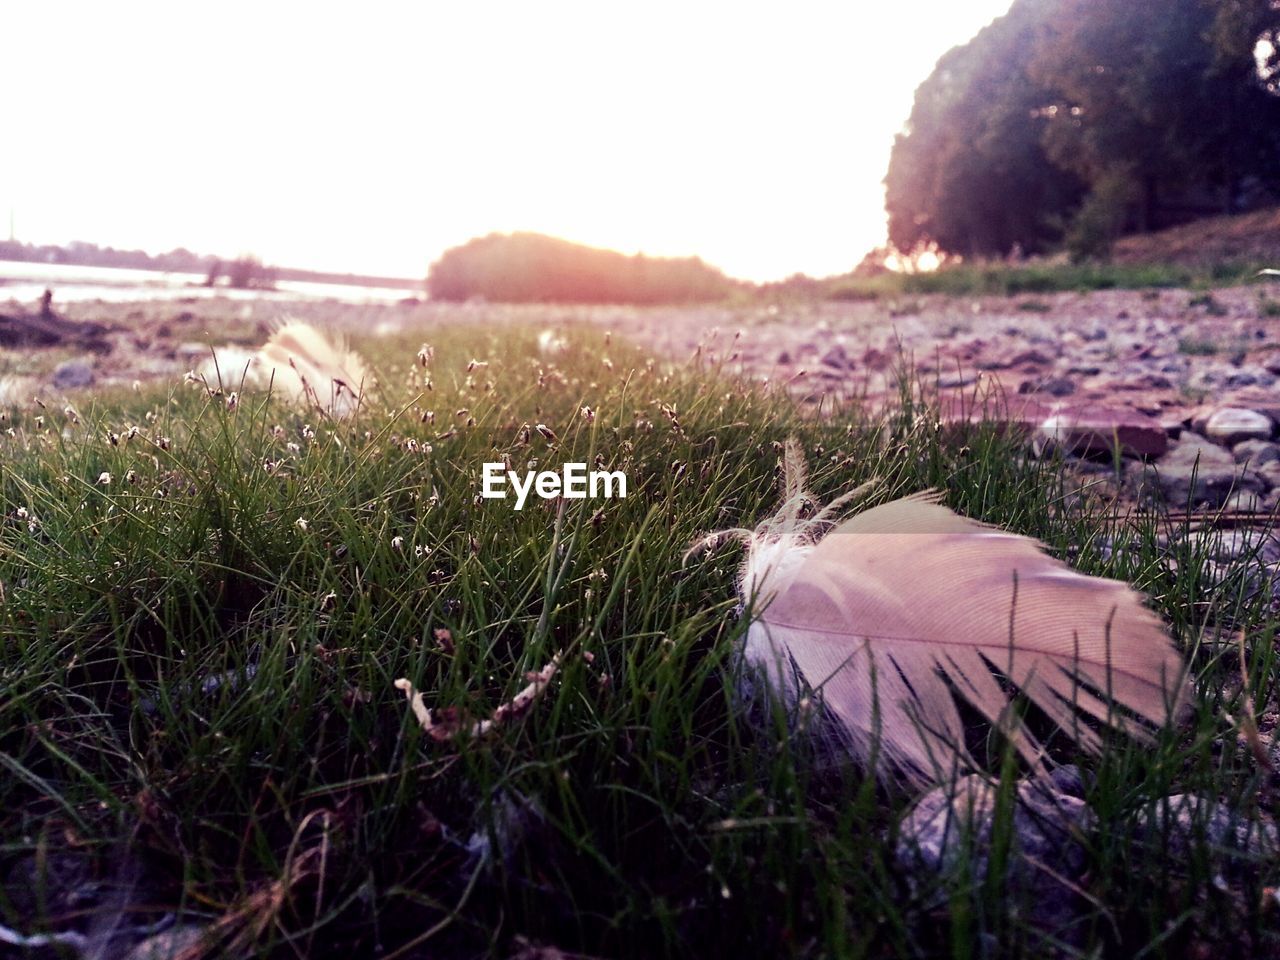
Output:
[
  {"left": 1, "top": 326, "right": 1278, "bottom": 958},
  {"left": 827, "top": 260, "right": 1273, "bottom": 301}
]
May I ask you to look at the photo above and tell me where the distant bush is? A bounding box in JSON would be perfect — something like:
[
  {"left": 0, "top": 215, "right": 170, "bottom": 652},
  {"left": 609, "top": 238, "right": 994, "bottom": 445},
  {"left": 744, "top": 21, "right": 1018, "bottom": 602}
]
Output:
[
  {"left": 205, "top": 255, "right": 278, "bottom": 290},
  {"left": 426, "top": 233, "right": 739, "bottom": 304}
]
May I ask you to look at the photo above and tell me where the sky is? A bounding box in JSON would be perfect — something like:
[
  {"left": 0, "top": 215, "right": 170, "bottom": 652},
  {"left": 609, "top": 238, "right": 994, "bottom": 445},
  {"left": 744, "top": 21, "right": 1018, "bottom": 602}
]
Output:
[{"left": 2, "top": 2, "right": 1014, "bottom": 283}]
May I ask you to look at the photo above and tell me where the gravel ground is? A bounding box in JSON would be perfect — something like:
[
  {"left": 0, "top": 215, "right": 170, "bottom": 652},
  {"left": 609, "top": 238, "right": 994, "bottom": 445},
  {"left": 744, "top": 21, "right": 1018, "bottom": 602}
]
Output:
[{"left": 7, "top": 283, "right": 1280, "bottom": 511}]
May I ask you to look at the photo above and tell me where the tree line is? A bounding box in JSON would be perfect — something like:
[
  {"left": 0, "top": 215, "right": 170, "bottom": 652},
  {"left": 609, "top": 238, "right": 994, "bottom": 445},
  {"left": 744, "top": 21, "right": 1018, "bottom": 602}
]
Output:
[
  {"left": 425, "top": 232, "right": 741, "bottom": 304},
  {"left": 885, "top": 0, "right": 1280, "bottom": 261}
]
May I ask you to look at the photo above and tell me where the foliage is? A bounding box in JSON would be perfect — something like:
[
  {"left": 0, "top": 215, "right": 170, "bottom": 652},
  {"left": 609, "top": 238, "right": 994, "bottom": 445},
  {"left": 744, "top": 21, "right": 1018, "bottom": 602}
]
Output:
[
  {"left": 426, "top": 232, "right": 740, "bottom": 304},
  {"left": 885, "top": 0, "right": 1280, "bottom": 259},
  {"left": 885, "top": 0, "right": 1084, "bottom": 258},
  {"left": 1065, "top": 166, "right": 1138, "bottom": 262}
]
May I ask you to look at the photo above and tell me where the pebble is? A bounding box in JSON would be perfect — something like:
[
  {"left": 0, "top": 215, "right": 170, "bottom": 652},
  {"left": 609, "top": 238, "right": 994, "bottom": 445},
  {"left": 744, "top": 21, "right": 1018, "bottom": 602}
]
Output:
[
  {"left": 1203, "top": 407, "right": 1273, "bottom": 445},
  {"left": 1133, "top": 793, "right": 1279, "bottom": 869},
  {"left": 1137, "top": 434, "right": 1254, "bottom": 508},
  {"left": 52, "top": 360, "right": 95, "bottom": 389},
  {"left": 1231, "top": 439, "right": 1280, "bottom": 466},
  {"left": 897, "top": 774, "right": 1094, "bottom": 936}
]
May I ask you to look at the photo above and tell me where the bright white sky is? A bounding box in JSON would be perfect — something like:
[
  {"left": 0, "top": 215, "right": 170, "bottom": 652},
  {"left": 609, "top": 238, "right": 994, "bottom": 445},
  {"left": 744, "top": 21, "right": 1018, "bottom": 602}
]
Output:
[{"left": 2, "top": 2, "right": 1012, "bottom": 282}]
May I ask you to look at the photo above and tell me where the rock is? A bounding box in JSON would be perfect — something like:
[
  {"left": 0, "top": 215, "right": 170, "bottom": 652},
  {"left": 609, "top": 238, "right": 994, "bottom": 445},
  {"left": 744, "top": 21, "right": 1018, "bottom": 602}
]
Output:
[
  {"left": 125, "top": 924, "right": 211, "bottom": 960},
  {"left": 1134, "top": 794, "right": 1279, "bottom": 869},
  {"left": 1232, "top": 439, "right": 1280, "bottom": 466},
  {"left": 52, "top": 360, "right": 95, "bottom": 389},
  {"left": 1039, "top": 404, "right": 1170, "bottom": 458},
  {"left": 937, "top": 394, "right": 1052, "bottom": 444},
  {"left": 1220, "top": 489, "right": 1270, "bottom": 512},
  {"left": 1204, "top": 528, "right": 1272, "bottom": 562},
  {"left": 1141, "top": 435, "right": 1258, "bottom": 508},
  {"left": 820, "top": 344, "right": 855, "bottom": 371},
  {"left": 897, "top": 774, "right": 1094, "bottom": 936},
  {"left": 1039, "top": 376, "right": 1077, "bottom": 397},
  {"left": 1204, "top": 407, "right": 1273, "bottom": 445},
  {"left": 861, "top": 348, "right": 890, "bottom": 371},
  {"left": 175, "top": 341, "right": 212, "bottom": 362},
  {"left": 1255, "top": 461, "right": 1280, "bottom": 489},
  {"left": 1010, "top": 348, "right": 1053, "bottom": 366}
]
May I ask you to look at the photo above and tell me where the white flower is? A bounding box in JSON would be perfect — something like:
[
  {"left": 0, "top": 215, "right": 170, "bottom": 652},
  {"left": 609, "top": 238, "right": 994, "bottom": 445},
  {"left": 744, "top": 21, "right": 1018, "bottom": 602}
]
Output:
[
  {"left": 295, "top": 517, "right": 309, "bottom": 532},
  {"left": 97, "top": 472, "right": 112, "bottom": 486}
]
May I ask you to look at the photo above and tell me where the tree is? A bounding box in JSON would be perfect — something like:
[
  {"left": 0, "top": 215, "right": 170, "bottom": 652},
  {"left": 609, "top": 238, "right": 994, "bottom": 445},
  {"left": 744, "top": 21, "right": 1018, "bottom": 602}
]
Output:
[
  {"left": 885, "top": 0, "right": 1084, "bottom": 258},
  {"left": 885, "top": 0, "right": 1280, "bottom": 259},
  {"left": 426, "top": 233, "right": 739, "bottom": 304},
  {"left": 1029, "top": 0, "right": 1280, "bottom": 228}
]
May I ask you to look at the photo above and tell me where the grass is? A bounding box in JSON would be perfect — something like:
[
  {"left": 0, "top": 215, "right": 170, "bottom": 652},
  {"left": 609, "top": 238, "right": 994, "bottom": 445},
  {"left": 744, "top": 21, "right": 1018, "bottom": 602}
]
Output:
[
  {"left": 0, "top": 325, "right": 1278, "bottom": 958},
  {"left": 827, "top": 260, "right": 1274, "bottom": 301}
]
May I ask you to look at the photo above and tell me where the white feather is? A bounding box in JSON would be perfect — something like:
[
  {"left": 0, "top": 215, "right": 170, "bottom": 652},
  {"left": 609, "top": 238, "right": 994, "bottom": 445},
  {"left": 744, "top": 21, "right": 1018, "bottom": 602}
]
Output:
[
  {"left": 196, "top": 320, "right": 372, "bottom": 418},
  {"left": 707, "top": 439, "right": 1191, "bottom": 786}
]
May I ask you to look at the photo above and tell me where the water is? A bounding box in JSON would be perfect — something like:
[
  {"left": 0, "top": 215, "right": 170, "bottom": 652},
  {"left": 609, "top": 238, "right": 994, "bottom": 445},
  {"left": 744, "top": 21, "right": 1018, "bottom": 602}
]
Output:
[{"left": 0, "top": 260, "right": 424, "bottom": 306}]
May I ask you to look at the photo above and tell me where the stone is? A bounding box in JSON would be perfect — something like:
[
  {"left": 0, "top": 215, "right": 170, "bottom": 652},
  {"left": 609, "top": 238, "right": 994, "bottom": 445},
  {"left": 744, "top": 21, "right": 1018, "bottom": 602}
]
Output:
[
  {"left": 1255, "top": 461, "right": 1280, "bottom": 489},
  {"left": 1141, "top": 435, "right": 1258, "bottom": 508},
  {"left": 1204, "top": 528, "right": 1272, "bottom": 562},
  {"left": 1038, "top": 404, "right": 1170, "bottom": 458},
  {"left": 897, "top": 774, "right": 1095, "bottom": 937},
  {"left": 52, "top": 360, "right": 95, "bottom": 389},
  {"left": 820, "top": 343, "right": 855, "bottom": 371},
  {"left": 1133, "top": 794, "right": 1278, "bottom": 869},
  {"left": 125, "top": 924, "right": 211, "bottom": 960},
  {"left": 1232, "top": 439, "right": 1280, "bottom": 466},
  {"left": 1220, "top": 489, "right": 1269, "bottom": 512},
  {"left": 1204, "top": 407, "right": 1274, "bottom": 445},
  {"left": 1039, "top": 376, "right": 1077, "bottom": 397},
  {"left": 861, "top": 347, "right": 890, "bottom": 371}
]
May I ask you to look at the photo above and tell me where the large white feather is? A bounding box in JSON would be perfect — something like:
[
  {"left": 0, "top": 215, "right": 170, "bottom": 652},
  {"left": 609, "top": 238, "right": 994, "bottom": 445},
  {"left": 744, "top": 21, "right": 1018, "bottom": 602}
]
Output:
[
  {"left": 198, "top": 320, "right": 372, "bottom": 418},
  {"left": 719, "top": 441, "right": 1190, "bottom": 786}
]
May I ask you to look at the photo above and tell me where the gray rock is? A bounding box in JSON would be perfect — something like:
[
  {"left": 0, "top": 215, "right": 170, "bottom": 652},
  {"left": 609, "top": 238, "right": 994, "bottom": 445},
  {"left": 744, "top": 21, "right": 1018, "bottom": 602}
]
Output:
[
  {"left": 1040, "top": 376, "right": 1076, "bottom": 397},
  {"left": 1134, "top": 794, "right": 1278, "bottom": 869},
  {"left": 174, "top": 341, "right": 212, "bottom": 361},
  {"left": 1204, "top": 407, "right": 1273, "bottom": 446},
  {"left": 1220, "top": 489, "right": 1269, "bottom": 512},
  {"left": 52, "top": 359, "right": 95, "bottom": 389},
  {"left": 1141, "top": 435, "right": 1258, "bottom": 507},
  {"left": 1204, "top": 528, "right": 1271, "bottom": 562},
  {"left": 1256, "top": 461, "right": 1280, "bottom": 490},
  {"left": 125, "top": 924, "right": 211, "bottom": 960},
  {"left": 897, "top": 774, "right": 1094, "bottom": 936},
  {"left": 819, "top": 344, "right": 854, "bottom": 371},
  {"left": 1232, "top": 439, "right": 1280, "bottom": 466}
]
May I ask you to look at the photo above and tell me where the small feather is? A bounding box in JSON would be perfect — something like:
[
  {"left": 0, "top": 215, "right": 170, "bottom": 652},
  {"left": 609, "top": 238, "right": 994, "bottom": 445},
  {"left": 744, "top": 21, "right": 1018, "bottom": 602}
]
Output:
[
  {"left": 196, "top": 320, "right": 372, "bottom": 417},
  {"left": 713, "top": 443, "right": 1190, "bottom": 786}
]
